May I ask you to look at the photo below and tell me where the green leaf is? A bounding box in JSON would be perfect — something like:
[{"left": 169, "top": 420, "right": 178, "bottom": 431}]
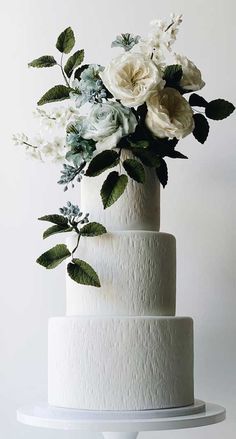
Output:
[
  {"left": 43, "top": 225, "right": 72, "bottom": 239},
  {"left": 56, "top": 27, "right": 75, "bottom": 54},
  {"left": 128, "top": 139, "right": 149, "bottom": 149},
  {"left": 64, "top": 49, "right": 85, "bottom": 78},
  {"left": 36, "top": 244, "right": 71, "bottom": 269},
  {"left": 37, "top": 85, "right": 70, "bottom": 106},
  {"left": 205, "top": 99, "right": 235, "bottom": 120},
  {"left": 123, "top": 158, "right": 145, "bottom": 183},
  {"left": 101, "top": 171, "right": 128, "bottom": 209},
  {"left": 189, "top": 93, "right": 208, "bottom": 107},
  {"left": 74, "top": 64, "right": 90, "bottom": 80},
  {"left": 132, "top": 149, "right": 160, "bottom": 167},
  {"left": 193, "top": 114, "right": 209, "bottom": 144},
  {"left": 163, "top": 64, "right": 183, "bottom": 85},
  {"left": 28, "top": 55, "right": 57, "bottom": 68},
  {"left": 165, "top": 149, "right": 188, "bottom": 159},
  {"left": 86, "top": 150, "right": 120, "bottom": 177},
  {"left": 156, "top": 158, "right": 168, "bottom": 188},
  {"left": 38, "top": 214, "right": 68, "bottom": 226},
  {"left": 80, "top": 222, "right": 107, "bottom": 237},
  {"left": 67, "top": 259, "right": 101, "bottom": 287}
]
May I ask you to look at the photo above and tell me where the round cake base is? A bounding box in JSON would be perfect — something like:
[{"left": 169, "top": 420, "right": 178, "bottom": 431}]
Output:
[{"left": 17, "top": 399, "right": 225, "bottom": 438}]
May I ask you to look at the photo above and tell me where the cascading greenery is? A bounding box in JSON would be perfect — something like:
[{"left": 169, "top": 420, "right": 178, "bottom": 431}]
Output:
[{"left": 37, "top": 202, "right": 106, "bottom": 287}]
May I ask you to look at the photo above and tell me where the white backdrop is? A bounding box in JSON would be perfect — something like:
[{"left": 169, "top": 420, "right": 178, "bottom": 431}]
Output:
[{"left": 0, "top": 0, "right": 235, "bottom": 438}]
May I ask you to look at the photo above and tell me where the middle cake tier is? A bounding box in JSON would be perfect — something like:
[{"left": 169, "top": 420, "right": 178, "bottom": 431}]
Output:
[{"left": 66, "top": 231, "right": 176, "bottom": 316}]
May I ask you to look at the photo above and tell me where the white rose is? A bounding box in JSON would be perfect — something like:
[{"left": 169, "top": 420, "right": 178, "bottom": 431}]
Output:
[
  {"left": 174, "top": 54, "right": 205, "bottom": 91},
  {"left": 83, "top": 102, "right": 137, "bottom": 149},
  {"left": 100, "top": 52, "right": 164, "bottom": 107},
  {"left": 146, "top": 87, "right": 194, "bottom": 139}
]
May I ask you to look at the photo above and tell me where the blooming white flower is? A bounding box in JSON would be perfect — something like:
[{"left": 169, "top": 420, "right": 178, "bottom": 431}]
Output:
[
  {"left": 149, "top": 13, "right": 183, "bottom": 52},
  {"left": 40, "top": 137, "right": 66, "bottom": 162},
  {"left": 100, "top": 52, "right": 164, "bottom": 107},
  {"left": 12, "top": 132, "right": 29, "bottom": 146},
  {"left": 132, "top": 14, "right": 183, "bottom": 67},
  {"left": 174, "top": 54, "right": 205, "bottom": 91},
  {"left": 146, "top": 87, "right": 194, "bottom": 139},
  {"left": 33, "top": 105, "right": 80, "bottom": 129},
  {"left": 83, "top": 102, "right": 137, "bottom": 150}
]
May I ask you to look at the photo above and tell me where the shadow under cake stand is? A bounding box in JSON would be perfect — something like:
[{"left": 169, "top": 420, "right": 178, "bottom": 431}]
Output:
[{"left": 17, "top": 398, "right": 225, "bottom": 439}]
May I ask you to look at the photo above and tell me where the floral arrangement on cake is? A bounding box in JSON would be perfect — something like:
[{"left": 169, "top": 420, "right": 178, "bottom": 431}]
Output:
[{"left": 14, "top": 14, "right": 234, "bottom": 287}]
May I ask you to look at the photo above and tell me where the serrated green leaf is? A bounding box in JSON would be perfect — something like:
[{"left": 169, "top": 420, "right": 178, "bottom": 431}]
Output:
[
  {"left": 43, "top": 225, "right": 72, "bottom": 239},
  {"left": 36, "top": 244, "right": 71, "bottom": 269},
  {"left": 28, "top": 55, "right": 57, "bottom": 68},
  {"left": 123, "top": 158, "right": 145, "bottom": 183},
  {"left": 163, "top": 64, "right": 183, "bottom": 84},
  {"left": 205, "top": 99, "right": 235, "bottom": 120},
  {"left": 56, "top": 27, "right": 75, "bottom": 54},
  {"left": 64, "top": 49, "right": 85, "bottom": 78},
  {"left": 156, "top": 158, "right": 168, "bottom": 188},
  {"left": 132, "top": 149, "right": 160, "bottom": 167},
  {"left": 189, "top": 93, "right": 208, "bottom": 107},
  {"left": 37, "top": 85, "right": 70, "bottom": 106},
  {"left": 80, "top": 222, "right": 107, "bottom": 237},
  {"left": 193, "top": 114, "right": 209, "bottom": 144},
  {"left": 38, "top": 214, "right": 68, "bottom": 226},
  {"left": 86, "top": 150, "right": 119, "bottom": 177},
  {"left": 101, "top": 171, "right": 128, "bottom": 209},
  {"left": 67, "top": 259, "right": 101, "bottom": 287}
]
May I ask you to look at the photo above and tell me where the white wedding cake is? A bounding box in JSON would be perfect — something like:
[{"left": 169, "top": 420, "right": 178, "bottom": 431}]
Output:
[{"left": 48, "top": 169, "right": 194, "bottom": 411}]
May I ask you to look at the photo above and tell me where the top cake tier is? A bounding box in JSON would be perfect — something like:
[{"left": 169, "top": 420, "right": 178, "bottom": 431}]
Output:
[{"left": 80, "top": 166, "right": 160, "bottom": 231}]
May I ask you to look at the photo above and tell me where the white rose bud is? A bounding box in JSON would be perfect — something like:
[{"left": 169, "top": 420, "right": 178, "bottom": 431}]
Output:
[
  {"left": 146, "top": 87, "right": 194, "bottom": 139},
  {"left": 100, "top": 52, "right": 165, "bottom": 107},
  {"left": 83, "top": 102, "right": 138, "bottom": 150},
  {"left": 174, "top": 54, "right": 205, "bottom": 91}
]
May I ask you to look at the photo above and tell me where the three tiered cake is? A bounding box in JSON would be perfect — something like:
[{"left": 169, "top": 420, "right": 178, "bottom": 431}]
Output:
[{"left": 48, "top": 170, "right": 194, "bottom": 410}]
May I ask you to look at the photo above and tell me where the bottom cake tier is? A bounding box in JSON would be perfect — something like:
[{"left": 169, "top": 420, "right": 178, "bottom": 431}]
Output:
[{"left": 48, "top": 316, "right": 194, "bottom": 411}]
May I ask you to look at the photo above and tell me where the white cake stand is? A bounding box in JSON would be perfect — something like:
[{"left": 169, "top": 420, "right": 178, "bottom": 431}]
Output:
[{"left": 17, "top": 399, "right": 226, "bottom": 439}]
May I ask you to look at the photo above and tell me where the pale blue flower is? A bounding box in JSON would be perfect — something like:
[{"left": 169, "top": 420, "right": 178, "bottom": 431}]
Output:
[
  {"left": 70, "top": 65, "right": 108, "bottom": 107},
  {"left": 111, "top": 33, "right": 141, "bottom": 51},
  {"left": 59, "top": 202, "right": 89, "bottom": 224},
  {"left": 57, "top": 163, "right": 85, "bottom": 191},
  {"left": 83, "top": 101, "right": 138, "bottom": 149}
]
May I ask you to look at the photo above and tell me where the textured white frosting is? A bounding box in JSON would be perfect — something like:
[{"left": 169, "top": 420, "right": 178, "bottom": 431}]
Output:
[
  {"left": 66, "top": 231, "right": 176, "bottom": 316},
  {"left": 80, "top": 164, "right": 160, "bottom": 231},
  {"left": 48, "top": 316, "right": 194, "bottom": 410}
]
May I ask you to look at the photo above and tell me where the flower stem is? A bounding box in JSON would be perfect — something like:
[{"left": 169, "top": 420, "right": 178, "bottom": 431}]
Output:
[
  {"left": 58, "top": 54, "right": 70, "bottom": 87},
  {"left": 22, "top": 142, "right": 43, "bottom": 161},
  {"left": 165, "top": 20, "right": 174, "bottom": 32},
  {"left": 71, "top": 231, "right": 81, "bottom": 260},
  {"left": 23, "top": 141, "right": 37, "bottom": 149}
]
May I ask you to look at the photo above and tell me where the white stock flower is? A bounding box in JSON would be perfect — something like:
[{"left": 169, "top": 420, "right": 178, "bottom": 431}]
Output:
[
  {"left": 83, "top": 102, "right": 137, "bottom": 149},
  {"left": 146, "top": 87, "right": 194, "bottom": 139},
  {"left": 131, "top": 40, "right": 166, "bottom": 69},
  {"left": 40, "top": 137, "right": 66, "bottom": 162},
  {"left": 100, "top": 52, "right": 164, "bottom": 107},
  {"left": 133, "top": 14, "right": 183, "bottom": 67},
  {"left": 174, "top": 54, "right": 205, "bottom": 91},
  {"left": 33, "top": 105, "right": 80, "bottom": 129},
  {"left": 12, "top": 133, "right": 29, "bottom": 145}
]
